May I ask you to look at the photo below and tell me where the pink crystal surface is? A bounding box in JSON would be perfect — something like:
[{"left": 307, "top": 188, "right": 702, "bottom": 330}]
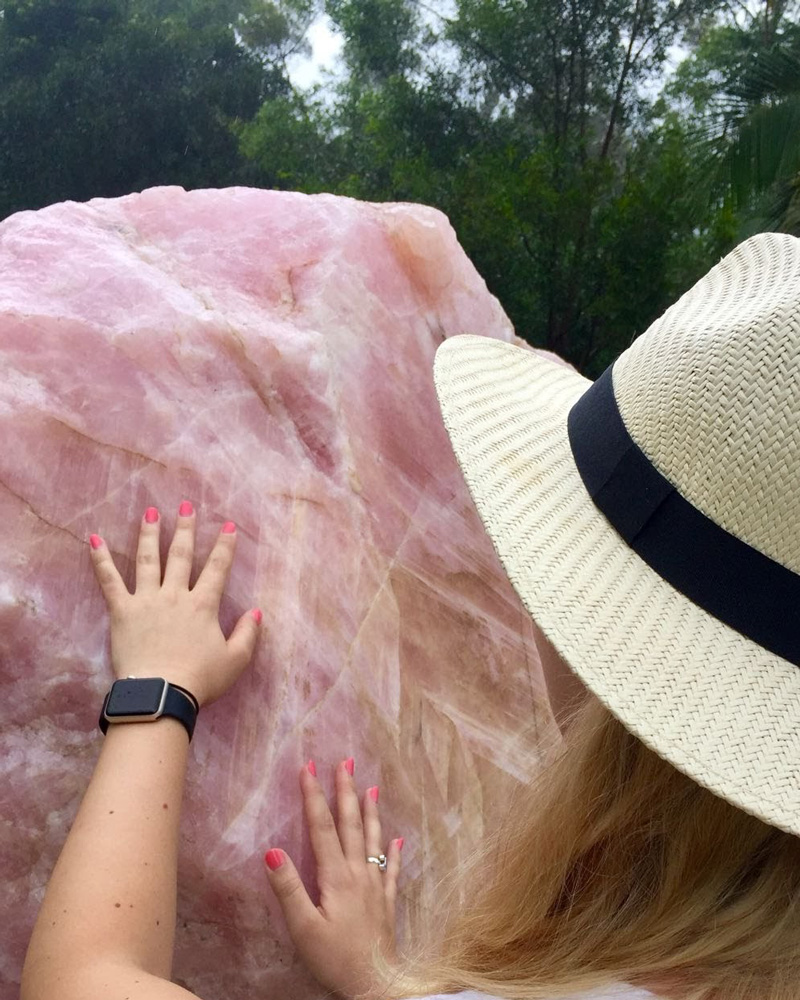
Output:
[{"left": 0, "top": 187, "right": 564, "bottom": 999}]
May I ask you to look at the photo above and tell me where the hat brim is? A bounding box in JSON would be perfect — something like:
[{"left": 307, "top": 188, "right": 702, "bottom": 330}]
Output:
[{"left": 434, "top": 334, "right": 800, "bottom": 838}]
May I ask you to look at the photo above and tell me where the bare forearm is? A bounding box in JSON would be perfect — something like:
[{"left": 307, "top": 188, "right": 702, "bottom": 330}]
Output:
[{"left": 22, "top": 716, "right": 189, "bottom": 997}]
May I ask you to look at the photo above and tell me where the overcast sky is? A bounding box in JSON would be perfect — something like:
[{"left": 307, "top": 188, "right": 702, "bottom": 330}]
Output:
[
  {"left": 284, "top": 2, "right": 785, "bottom": 99},
  {"left": 285, "top": 3, "right": 460, "bottom": 89},
  {"left": 284, "top": 9, "right": 688, "bottom": 98},
  {"left": 286, "top": 14, "right": 344, "bottom": 90}
]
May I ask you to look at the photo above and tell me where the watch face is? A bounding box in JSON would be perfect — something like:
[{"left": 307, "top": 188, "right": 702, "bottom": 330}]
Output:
[{"left": 106, "top": 678, "right": 166, "bottom": 717}]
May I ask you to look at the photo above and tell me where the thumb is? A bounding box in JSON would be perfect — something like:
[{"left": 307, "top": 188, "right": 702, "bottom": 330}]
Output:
[
  {"left": 228, "top": 608, "right": 263, "bottom": 661},
  {"left": 264, "top": 848, "right": 320, "bottom": 940}
]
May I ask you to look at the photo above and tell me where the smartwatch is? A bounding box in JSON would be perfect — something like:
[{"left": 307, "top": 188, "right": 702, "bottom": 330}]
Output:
[{"left": 99, "top": 677, "right": 199, "bottom": 742}]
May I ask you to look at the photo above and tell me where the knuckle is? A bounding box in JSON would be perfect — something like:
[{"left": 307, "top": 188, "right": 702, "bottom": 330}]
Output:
[
  {"left": 296, "top": 913, "right": 318, "bottom": 938},
  {"left": 291, "top": 909, "right": 319, "bottom": 942},
  {"left": 107, "top": 592, "right": 127, "bottom": 614},
  {"left": 136, "top": 552, "right": 159, "bottom": 567},
  {"left": 346, "top": 861, "right": 369, "bottom": 884},
  {"left": 314, "top": 809, "right": 337, "bottom": 835},
  {"left": 168, "top": 543, "right": 192, "bottom": 561},
  {"left": 192, "top": 591, "right": 218, "bottom": 613},
  {"left": 324, "top": 872, "right": 350, "bottom": 898},
  {"left": 277, "top": 875, "right": 304, "bottom": 902}
]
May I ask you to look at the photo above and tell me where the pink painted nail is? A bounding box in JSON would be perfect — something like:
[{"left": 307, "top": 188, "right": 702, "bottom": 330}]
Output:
[
  {"left": 222, "top": 521, "right": 236, "bottom": 534},
  {"left": 368, "top": 786, "right": 379, "bottom": 803},
  {"left": 395, "top": 837, "right": 404, "bottom": 852},
  {"left": 344, "top": 757, "right": 354, "bottom": 776},
  {"left": 145, "top": 507, "right": 159, "bottom": 523},
  {"left": 251, "top": 609, "right": 263, "bottom": 625},
  {"left": 179, "top": 500, "right": 193, "bottom": 517},
  {"left": 307, "top": 760, "right": 317, "bottom": 776},
  {"left": 90, "top": 534, "right": 103, "bottom": 550},
  {"left": 265, "top": 849, "right": 285, "bottom": 871}
]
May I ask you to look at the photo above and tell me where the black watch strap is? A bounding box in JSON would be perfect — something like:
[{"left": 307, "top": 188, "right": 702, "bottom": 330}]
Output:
[{"left": 99, "top": 680, "right": 198, "bottom": 741}]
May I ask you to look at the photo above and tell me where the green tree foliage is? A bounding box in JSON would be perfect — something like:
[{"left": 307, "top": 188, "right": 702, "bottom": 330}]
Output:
[
  {"left": 0, "top": 0, "right": 307, "bottom": 218},
  {"left": 670, "top": 12, "right": 800, "bottom": 236},
  {"left": 326, "top": 0, "right": 419, "bottom": 81},
  {"left": 2, "top": 0, "right": 796, "bottom": 377},
  {"left": 240, "top": 0, "right": 734, "bottom": 373}
]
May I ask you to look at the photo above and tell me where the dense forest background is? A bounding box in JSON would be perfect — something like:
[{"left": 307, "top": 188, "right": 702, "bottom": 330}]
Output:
[{"left": 1, "top": 0, "right": 798, "bottom": 376}]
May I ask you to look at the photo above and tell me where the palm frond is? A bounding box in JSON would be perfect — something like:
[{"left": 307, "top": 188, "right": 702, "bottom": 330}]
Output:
[
  {"left": 724, "top": 95, "right": 800, "bottom": 206},
  {"left": 730, "top": 45, "right": 800, "bottom": 103}
]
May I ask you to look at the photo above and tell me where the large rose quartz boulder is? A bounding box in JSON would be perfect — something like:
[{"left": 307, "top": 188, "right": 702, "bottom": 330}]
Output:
[{"left": 1, "top": 187, "right": 568, "bottom": 999}]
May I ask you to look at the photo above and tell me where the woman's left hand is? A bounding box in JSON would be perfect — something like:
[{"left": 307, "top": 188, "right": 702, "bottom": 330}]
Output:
[
  {"left": 89, "top": 501, "right": 262, "bottom": 709},
  {"left": 264, "top": 760, "right": 403, "bottom": 1000}
]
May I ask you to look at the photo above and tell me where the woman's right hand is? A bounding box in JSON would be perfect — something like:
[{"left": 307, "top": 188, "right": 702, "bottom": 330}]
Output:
[{"left": 263, "top": 758, "right": 404, "bottom": 1000}]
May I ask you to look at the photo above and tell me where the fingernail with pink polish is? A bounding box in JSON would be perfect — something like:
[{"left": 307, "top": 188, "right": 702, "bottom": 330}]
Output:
[
  {"left": 395, "top": 837, "right": 404, "bottom": 852},
  {"left": 179, "top": 500, "right": 193, "bottom": 517},
  {"left": 222, "top": 521, "right": 236, "bottom": 534},
  {"left": 90, "top": 535, "right": 103, "bottom": 550},
  {"left": 344, "top": 757, "right": 354, "bottom": 776},
  {"left": 368, "top": 786, "right": 379, "bottom": 803},
  {"left": 145, "top": 507, "right": 159, "bottom": 523},
  {"left": 265, "top": 849, "right": 285, "bottom": 871},
  {"left": 307, "top": 760, "right": 317, "bottom": 777}
]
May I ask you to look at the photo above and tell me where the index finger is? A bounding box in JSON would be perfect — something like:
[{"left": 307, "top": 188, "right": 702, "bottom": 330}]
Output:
[
  {"left": 301, "top": 763, "right": 346, "bottom": 882},
  {"left": 89, "top": 535, "right": 130, "bottom": 611},
  {"left": 336, "top": 759, "right": 366, "bottom": 863}
]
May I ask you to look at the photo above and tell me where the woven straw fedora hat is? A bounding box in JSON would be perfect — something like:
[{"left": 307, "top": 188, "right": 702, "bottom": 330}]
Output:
[{"left": 432, "top": 232, "right": 800, "bottom": 838}]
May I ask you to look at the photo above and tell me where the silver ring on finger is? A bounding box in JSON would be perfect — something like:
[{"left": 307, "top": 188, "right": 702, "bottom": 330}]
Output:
[{"left": 366, "top": 853, "right": 387, "bottom": 872}]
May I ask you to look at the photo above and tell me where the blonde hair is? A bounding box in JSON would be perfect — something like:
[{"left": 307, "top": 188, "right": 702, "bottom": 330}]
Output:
[{"left": 369, "top": 692, "right": 800, "bottom": 1000}]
